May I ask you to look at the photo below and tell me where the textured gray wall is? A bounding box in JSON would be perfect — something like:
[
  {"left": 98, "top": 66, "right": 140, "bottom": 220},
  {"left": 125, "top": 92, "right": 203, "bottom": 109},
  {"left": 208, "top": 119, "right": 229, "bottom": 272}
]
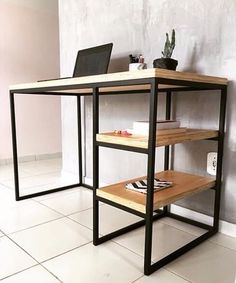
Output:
[{"left": 59, "top": 0, "right": 236, "bottom": 224}]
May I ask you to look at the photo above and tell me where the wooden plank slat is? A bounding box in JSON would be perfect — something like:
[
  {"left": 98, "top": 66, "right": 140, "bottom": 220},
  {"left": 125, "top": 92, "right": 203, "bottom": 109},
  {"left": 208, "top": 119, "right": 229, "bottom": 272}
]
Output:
[
  {"left": 96, "top": 170, "right": 215, "bottom": 213},
  {"left": 96, "top": 129, "right": 219, "bottom": 148}
]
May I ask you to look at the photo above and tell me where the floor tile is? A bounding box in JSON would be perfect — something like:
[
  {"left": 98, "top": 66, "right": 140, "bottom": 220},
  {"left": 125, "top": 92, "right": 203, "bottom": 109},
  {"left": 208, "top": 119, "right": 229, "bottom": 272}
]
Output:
[
  {"left": 43, "top": 242, "right": 143, "bottom": 283},
  {"left": 0, "top": 160, "right": 234, "bottom": 282},
  {"left": 10, "top": 217, "right": 92, "bottom": 262},
  {"left": 0, "top": 183, "right": 12, "bottom": 192},
  {"left": 2, "top": 172, "right": 78, "bottom": 193},
  {"left": 69, "top": 204, "right": 141, "bottom": 235},
  {"left": 0, "top": 237, "right": 36, "bottom": 280},
  {"left": 0, "top": 164, "right": 30, "bottom": 182},
  {"left": 1, "top": 265, "right": 60, "bottom": 283},
  {"left": 134, "top": 268, "right": 190, "bottom": 283},
  {"left": 159, "top": 217, "right": 206, "bottom": 236},
  {"left": 33, "top": 186, "right": 80, "bottom": 202},
  {"left": 40, "top": 187, "right": 93, "bottom": 215},
  {"left": 115, "top": 221, "right": 196, "bottom": 262},
  {"left": 20, "top": 159, "right": 62, "bottom": 175},
  {"left": 210, "top": 232, "right": 236, "bottom": 251},
  {"left": 167, "top": 241, "right": 236, "bottom": 283},
  {"left": 0, "top": 200, "right": 62, "bottom": 234},
  {"left": 0, "top": 187, "right": 13, "bottom": 202}
]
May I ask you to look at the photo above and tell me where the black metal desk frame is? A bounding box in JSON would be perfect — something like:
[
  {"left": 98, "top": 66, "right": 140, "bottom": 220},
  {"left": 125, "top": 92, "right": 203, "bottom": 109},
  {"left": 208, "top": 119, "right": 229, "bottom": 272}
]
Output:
[
  {"left": 92, "top": 77, "right": 227, "bottom": 275},
  {"left": 9, "top": 73, "right": 227, "bottom": 275}
]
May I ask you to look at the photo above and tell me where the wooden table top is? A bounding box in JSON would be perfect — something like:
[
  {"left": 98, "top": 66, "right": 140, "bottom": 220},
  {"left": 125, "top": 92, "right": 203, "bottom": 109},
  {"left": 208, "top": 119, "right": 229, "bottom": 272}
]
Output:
[{"left": 9, "top": 68, "right": 228, "bottom": 93}]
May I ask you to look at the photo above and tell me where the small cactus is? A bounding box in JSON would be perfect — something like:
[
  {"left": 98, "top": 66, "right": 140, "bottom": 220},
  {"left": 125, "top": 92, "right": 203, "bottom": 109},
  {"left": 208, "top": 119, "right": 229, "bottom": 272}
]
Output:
[{"left": 162, "top": 29, "right": 175, "bottom": 58}]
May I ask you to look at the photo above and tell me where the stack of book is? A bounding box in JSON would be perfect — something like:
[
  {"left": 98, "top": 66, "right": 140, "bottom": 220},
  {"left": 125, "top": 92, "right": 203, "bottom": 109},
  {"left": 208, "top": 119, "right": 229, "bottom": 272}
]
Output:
[
  {"left": 126, "top": 178, "right": 173, "bottom": 194},
  {"left": 128, "top": 120, "right": 185, "bottom": 135}
]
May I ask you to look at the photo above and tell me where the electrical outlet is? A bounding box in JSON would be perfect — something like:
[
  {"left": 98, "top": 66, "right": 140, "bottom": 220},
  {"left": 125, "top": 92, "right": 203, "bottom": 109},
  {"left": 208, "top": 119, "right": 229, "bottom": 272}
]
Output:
[{"left": 207, "top": 152, "right": 217, "bottom": 176}]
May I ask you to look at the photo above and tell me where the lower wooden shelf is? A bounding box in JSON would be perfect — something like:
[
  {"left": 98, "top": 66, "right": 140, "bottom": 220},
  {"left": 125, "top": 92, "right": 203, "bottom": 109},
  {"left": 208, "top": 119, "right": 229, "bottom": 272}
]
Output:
[{"left": 96, "top": 170, "right": 215, "bottom": 214}]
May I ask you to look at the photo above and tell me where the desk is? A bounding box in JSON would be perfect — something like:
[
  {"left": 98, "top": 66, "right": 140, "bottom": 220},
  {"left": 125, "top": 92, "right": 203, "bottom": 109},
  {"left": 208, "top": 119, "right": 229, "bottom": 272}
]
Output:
[
  {"left": 10, "top": 68, "right": 224, "bottom": 200},
  {"left": 10, "top": 68, "right": 228, "bottom": 275}
]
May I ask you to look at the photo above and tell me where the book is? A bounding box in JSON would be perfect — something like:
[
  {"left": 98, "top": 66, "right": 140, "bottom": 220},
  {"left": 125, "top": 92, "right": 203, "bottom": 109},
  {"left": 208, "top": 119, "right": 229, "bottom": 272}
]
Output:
[
  {"left": 132, "top": 120, "right": 180, "bottom": 135},
  {"left": 127, "top": 127, "right": 186, "bottom": 136},
  {"left": 126, "top": 178, "right": 173, "bottom": 194}
]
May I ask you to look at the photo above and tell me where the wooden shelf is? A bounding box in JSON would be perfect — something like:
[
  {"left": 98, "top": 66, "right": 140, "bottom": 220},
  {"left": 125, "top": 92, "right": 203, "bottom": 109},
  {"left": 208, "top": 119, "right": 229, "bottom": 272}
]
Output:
[
  {"left": 96, "top": 129, "right": 218, "bottom": 149},
  {"left": 96, "top": 170, "right": 215, "bottom": 214}
]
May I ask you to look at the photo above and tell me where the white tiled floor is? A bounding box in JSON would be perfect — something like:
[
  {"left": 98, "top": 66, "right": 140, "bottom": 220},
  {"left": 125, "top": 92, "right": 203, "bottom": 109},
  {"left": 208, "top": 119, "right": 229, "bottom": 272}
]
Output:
[{"left": 0, "top": 159, "right": 236, "bottom": 282}]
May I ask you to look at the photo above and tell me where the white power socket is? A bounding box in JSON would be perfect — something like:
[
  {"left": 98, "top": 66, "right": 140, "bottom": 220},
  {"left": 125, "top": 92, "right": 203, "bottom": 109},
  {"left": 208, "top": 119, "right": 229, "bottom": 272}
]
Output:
[{"left": 207, "top": 152, "right": 217, "bottom": 176}]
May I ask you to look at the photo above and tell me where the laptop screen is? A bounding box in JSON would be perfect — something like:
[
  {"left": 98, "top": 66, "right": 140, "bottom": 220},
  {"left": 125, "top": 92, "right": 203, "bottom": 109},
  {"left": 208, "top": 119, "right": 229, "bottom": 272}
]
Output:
[{"left": 73, "top": 43, "right": 113, "bottom": 77}]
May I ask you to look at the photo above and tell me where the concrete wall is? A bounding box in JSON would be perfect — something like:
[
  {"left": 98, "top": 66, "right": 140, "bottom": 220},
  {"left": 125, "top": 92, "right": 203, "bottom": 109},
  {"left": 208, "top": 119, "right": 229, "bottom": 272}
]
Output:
[
  {"left": 0, "top": 0, "right": 61, "bottom": 160},
  {"left": 59, "top": 0, "right": 236, "bottom": 224}
]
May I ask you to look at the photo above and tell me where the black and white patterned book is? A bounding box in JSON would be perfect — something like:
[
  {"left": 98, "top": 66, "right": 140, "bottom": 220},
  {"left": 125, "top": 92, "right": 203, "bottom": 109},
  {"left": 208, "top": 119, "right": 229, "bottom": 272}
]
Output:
[{"left": 126, "top": 178, "right": 173, "bottom": 194}]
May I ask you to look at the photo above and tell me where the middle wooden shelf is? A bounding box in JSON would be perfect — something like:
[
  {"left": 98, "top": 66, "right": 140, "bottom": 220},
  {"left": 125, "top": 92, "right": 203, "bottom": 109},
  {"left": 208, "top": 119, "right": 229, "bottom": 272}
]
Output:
[{"left": 96, "top": 129, "right": 218, "bottom": 149}]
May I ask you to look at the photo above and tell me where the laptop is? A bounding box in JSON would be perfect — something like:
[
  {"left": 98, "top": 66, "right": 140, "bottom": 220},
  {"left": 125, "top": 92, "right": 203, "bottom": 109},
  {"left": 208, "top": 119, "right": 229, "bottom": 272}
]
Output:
[{"left": 38, "top": 43, "right": 113, "bottom": 81}]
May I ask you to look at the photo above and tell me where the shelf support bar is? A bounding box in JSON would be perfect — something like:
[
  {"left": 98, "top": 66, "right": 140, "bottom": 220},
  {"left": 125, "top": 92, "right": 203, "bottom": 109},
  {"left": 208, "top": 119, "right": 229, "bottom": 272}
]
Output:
[
  {"left": 164, "top": 90, "right": 172, "bottom": 170},
  {"left": 144, "top": 78, "right": 159, "bottom": 275}
]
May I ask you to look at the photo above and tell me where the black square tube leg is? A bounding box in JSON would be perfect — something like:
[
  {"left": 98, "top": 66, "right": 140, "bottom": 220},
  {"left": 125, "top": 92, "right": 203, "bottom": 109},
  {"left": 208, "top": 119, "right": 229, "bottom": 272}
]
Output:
[
  {"left": 213, "top": 86, "right": 227, "bottom": 230},
  {"left": 93, "top": 87, "right": 99, "bottom": 245},
  {"left": 144, "top": 78, "right": 158, "bottom": 275},
  {"left": 9, "top": 91, "right": 20, "bottom": 201},
  {"left": 163, "top": 91, "right": 172, "bottom": 215},
  {"left": 77, "top": 95, "right": 83, "bottom": 185}
]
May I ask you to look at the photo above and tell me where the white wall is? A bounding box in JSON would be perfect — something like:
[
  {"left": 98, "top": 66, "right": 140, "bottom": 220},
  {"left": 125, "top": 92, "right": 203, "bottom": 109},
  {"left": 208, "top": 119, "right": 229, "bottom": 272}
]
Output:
[
  {"left": 0, "top": 0, "right": 61, "bottom": 160},
  {"left": 59, "top": 0, "right": 236, "bottom": 224}
]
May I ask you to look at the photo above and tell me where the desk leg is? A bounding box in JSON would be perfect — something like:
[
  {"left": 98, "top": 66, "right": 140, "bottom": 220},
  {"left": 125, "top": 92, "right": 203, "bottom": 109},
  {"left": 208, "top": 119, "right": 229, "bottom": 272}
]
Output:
[
  {"left": 144, "top": 78, "right": 158, "bottom": 275},
  {"left": 77, "top": 95, "right": 83, "bottom": 185},
  {"left": 163, "top": 91, "right": 172, "bottom": 215},
  {"left": 93, "top": 87, "right": 99, "bottom": 245},
  {"left": 10, "top": 91, "right": 20, "bottom": 201},
  {"left": 213, "top": 86, "right": 227, "bottom": 230}
]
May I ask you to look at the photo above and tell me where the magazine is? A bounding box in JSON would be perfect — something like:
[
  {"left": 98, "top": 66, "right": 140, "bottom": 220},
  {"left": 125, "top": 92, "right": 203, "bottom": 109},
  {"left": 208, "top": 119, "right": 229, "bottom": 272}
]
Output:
[{"left": 126, "top": 178, "right": 173, "bottom": 194}]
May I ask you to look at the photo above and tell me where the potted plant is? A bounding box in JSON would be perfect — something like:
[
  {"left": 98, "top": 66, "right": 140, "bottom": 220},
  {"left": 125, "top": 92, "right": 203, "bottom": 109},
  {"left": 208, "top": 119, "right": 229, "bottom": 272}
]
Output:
[{"left": 153, "top": 29, "right": 178, "bottom": 70}]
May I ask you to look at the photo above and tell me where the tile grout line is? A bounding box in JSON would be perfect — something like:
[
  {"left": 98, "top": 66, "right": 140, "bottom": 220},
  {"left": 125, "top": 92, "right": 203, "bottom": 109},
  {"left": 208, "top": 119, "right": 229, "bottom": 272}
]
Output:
[
  {"left": 1, "top": 233, "right": 64, "bottom": 283},
  {"left": 131, "top": 274, "right": 145, "bottom": 283},
  {"left": 0, "top": 182, "right": 13, "bottom": 191},
  {"left": 35, "top": 196, "right": 96, "bottom": 217},
  {"left": 0, "top": 185, "right": 95, "bottom": 281},
  {"left": 0, "top": 264, "right": 39, "bottom": 281},
  {"left": 31, "top": 198, "right": 67, "bottom": 216},
  {"left": 110, "top": 238, "right": 144, "bottom": 260},
  {"left": 1, "top": 178, "right": 236, "bottom": 283},
  {"left": 41, "top": 240, "right": 93, "bottom": 264},
  {"left": 6, "top": 215, "right": 65, "bottom": 236},
  {"left": 1, "top": 209, "right": 93, "bottom": 282},
  {"left": 207, "top": 238, "right": 236, "bottom": 253},
  {"left": 0, "top": 169, "right": 61, "bottom": 184},
  {"left": 0, "top": 168, "right": 77, "bottom": 194},
  {"left": 2, "top": 184, "right": 236, "bottom": 254},
  {"left": 34, "top": 192, "right": 236, "bottom": 257},
  {"left": 163, "top": 267, "right": 193, "bottom": 282},
  {"left": 32, "top": 186, "right": 88, "bottom": 203},
  {"left": 158, "top": 218, "right": 205, "bottom": 237}
]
